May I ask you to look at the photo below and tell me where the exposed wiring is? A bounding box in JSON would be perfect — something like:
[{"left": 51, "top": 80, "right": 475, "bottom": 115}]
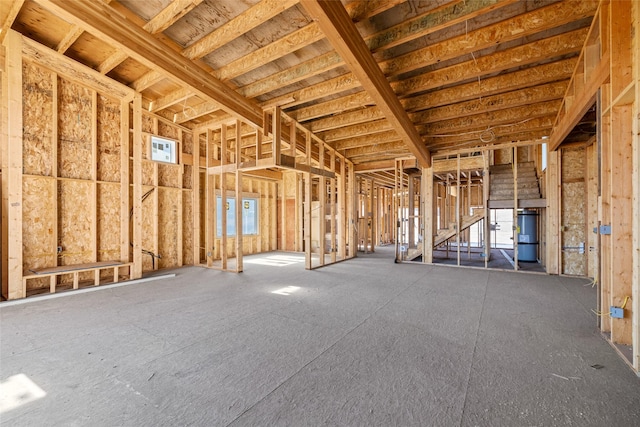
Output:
[
  {"left": 591, "top": 309, "right": 611, "bottom": 317},
  {"left": 621, "top": 296, "right": 630, "bottom": 310}
]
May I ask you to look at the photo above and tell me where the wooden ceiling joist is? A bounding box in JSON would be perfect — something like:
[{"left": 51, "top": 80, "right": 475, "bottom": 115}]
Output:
[
  {"left": 322, "top": 119, "right": 392, "bottom": 143},
  {"left": 37, "top": 0, "right": 264, "bottom": 126},
  {"left": 334, "top": 130, "right": 400, "bottom": 151},
  {"left": 56, "top": 24, "right": 83, "bottom": 53},
  {"left": 182, "top": 0, "right": 299, "bottom": 61},
  {"left": 310, "top": 106, "right": 384, "bottom": 133},
  {"left": 393, "top": 27, "right": 589, "bottom": 97},
  {"left": 290, "top": 90, "right": 372, "bottom": 122},
  {"left": 301, "top": 0, "right": 431, "bottom": 167},
  {"left": 0, "top": 0, "right": 24, "bottom": 44},
  {"left": 143, "top": 0, "right": 205, "bottom": 35},
  {"left": 380, "top": 0, "right": 596, "bottom": 77}
]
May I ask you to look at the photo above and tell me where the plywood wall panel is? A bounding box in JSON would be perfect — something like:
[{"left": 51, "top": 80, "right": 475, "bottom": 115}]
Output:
[
  {"left": 23, "top": 176, "right": 56, "bottom": 290},
  {"left": 183, "top": 132, "right": 193, "bottom": 155},
  {"left": 58, "top": 180, "right": 93, "bottom": 266},
  {"left": 142, "top": 113, "right": 154, "bottom": 134},
  {"left": 157, "top": 121, "right": 179, "bottom": 140},
  {"left": 141, "top": 185, "right": 155, "bottom": 271},
  {"left": 158, "top": 187, "right": 180, "bottom": 269},
  {"left": 58, "top": 79, "right": 92, "bottom": 180},
  {"left": 183, "top": 164, "right": 193, "bottom": 189},
  {"left": 158, "top": 163, "right": 180, "bottom": 188},
  {"left": 22, "top": 62, "right": 54, "bottom": 177},
  {"left": 142, "top": 161, "right": 155, "bottom": 186},
  {"left": 561, "top": 181, "right": 587, "bottom": 275},
  {"left": 96, "top": 95, "right": 121, "bottom": 182},
  {"left": 182, "top": 190, "right": 194, "bottom": 265},
  {"left": 97, "top": 182, "right": 121, "bottom": 261}
]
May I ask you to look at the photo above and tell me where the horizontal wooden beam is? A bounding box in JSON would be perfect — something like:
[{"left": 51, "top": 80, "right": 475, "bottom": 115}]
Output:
[
  {"left": 38, "top": 0, "right": 264, "bottom": 127},
  {"left": 322, "top": 119, "right": 391, "bottom": 142},
  {"left": 310, "top": 106, "right": 384, "bottom": 133},
  {"left": 302, "top": 0, "right": 430, "bottom": 166},
  {"left": 143, "top": 0, "right": 204, "bottom": 35},
  {"left": 334, "top": 130, "right": 399, "bottom": 151},
  {"left": 21, "top": 35, "right": 134, "bottom": 99},
  {"left": 550, "top": 55, "right": 610, "bottom": 151}
]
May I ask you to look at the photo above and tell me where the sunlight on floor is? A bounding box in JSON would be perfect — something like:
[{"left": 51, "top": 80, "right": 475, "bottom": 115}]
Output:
[
  {"left": 0, "top": 373, "right": 47, "bottom": 414},
  {"left": 271, "top": 286, "right": 301, "bottom": 296},
  {"left": 245, "top": 254, "right": 305, "bottom": 267}
]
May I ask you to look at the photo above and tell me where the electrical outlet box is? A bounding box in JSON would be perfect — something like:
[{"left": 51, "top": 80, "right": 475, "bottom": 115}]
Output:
[{"left": 611, "top": 307, "right": 624, "bottom": 319}]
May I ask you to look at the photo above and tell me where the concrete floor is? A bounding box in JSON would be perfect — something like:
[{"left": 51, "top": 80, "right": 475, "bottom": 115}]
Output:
[{"left": 1, "top": 246, "right": 639, "bottom": 426}]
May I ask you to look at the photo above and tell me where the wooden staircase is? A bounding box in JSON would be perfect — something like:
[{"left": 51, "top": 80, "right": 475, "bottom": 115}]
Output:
[
  {"left": 489, "top": 162, "right": 541, "bottom": 200},
  {"left": 434, "top": 208, "right": 485, "bottom": 247}
]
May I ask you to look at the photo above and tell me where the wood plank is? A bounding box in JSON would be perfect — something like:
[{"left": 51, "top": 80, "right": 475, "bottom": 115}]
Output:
[
  {"left": 380, "top": 0, "right": 596, "bottom": 77},
  {"left": 144, "top": 0, "right": 204, "bottom": 35},
  {"left": 131, "top": 70, "right": 164, "bottom": 92},
  {"left": 40, "top": 0, "right": 264, "bottom": 127},
  {"left": 301, "top": 0, "right": 431, "bottom": 167},
  {"left": 150, "top": 87, "right": 192, "bottom": 113},
  {"left": 132, "top": 94, "right": 143, "bottom": 278},
  {"left": 334, "top": 130, "right": 399, "bottom": 151},
  {"left": 120, "top": 99, "right": 130, "bottom": 263},
  {"left": 310, "top": 106, "right": 384, "bottom": 133},
  {"left": 97, "top": 50, "right": 128, "bottom": 74},
  {"left": 192, "top": 132, "right": 201, "bottom": 264},
  {"left": 546, "top": 150, "right": 560, "bottom": 274},
  {"left": 1, "top": 30, "right": 23, "bottom": 299},
  {"left": 0, "top": 0, "right": 24, "bottom": 44},
  {"left": 550, "top": 56, "right": 610, "bottom": 151},
  {"left": 393, "top": 28, "right": 589, "bottom": 97},
  {"left": 27, "top": 261, "right": 129, "bottom": 275},
  {"left": 235, "top": 170, "right": 243, "bottom": 272},
  {"left": 22, "top": 36, "right": 133, "bottom": 99},
  {"left": 183, "top": 0, "right": 299, "bottom": 60},
  {"left": 56, "top": 25, "right": 84, "bottom": 53},
  {"left": 610, "top": 105, "right": 633, "bottom": 345}
]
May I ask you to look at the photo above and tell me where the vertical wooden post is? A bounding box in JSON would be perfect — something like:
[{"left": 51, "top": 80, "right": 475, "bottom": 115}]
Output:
[
  {"left": 546, "top": 150, "right": 561, "bottom": 275},
  {"left": 305, "top": 172, "right": 312, "bottom": 269},
  {"left": 235, "top": 171, "right": 243, "bottom": 272},
  {"left": 339, "top": 157, "right": 346, "bottom": 259},
  {"left": 367, "top": 179, "right": 376, "bottom": 253},
  {"left": 272, "top": 106, "right": 281, "bottom": 165},
  {"left": 467, "top": 170, "right": 472, "bottom": 258},
  {"left": 483, "top": 151, "right": 491, "bottom": 267},
  {"left": 271, "top": 181, "right": 277, "bottom": 250},
  {"left": 193, "top": 131, "right": 200, "bottom": 265},
  {"left": 423, "top": 167, "right": 434, "bottom": 263},
  {"left": 319, "top": 143, "right": 326, "bottom": 265},
  {"left": 456, "top": 155, "right": 461, "bottom": 266},
  {"left": 408, "top": 175, "right": 415, "bottom": 249},
  {"left": 513, "top": 149, "right": 519, "bottom": 271},
  {"left": 632, "top": 0, "right": 640, "bottom": 371},
  {"left": 1, "top": 30, "right": 24, "bottom": 299},
  {"left": 610, "top": 105, "right": 633, "bottom": 345},
  {"left": 120, "top": 99, "right": 130, "bottom": 266},
  {"left": 132, "top": 94, "right": 143, "bottom": 279},
  {"left": 220, "top": 126, "right": 227, "bottom": 270},
  {"left": 348, "top": 163, "right": 356, "bottom": 258},
  {"left": 330, "top": 151, "right": 337, "bottom": 262},
  {"left": 91, "top": 91, "right": 98, "bottom": 264}
]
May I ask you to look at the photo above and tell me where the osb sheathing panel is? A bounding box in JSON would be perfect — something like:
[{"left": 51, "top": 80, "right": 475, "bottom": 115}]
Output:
[
  {"left": 97, "top": 183, "right": 121, "bottom": 261},
  {"left": 157, "top": 121, "right": 179, "bottom": 140},
  {"left": 183, "top": 132, "right": 193, "bottom": 155},
  {"left": 183, "top": 164, "right": 193, "bottom": 189},
  {"left": 142, "top": 185, "right": 155, "bottom": 272},
  {"left": 158, "top": 188, "right": 180, "bottom": 269},
  {"left": 141, "top": 133, "right": 151, "bottom": 160},
  {"left": 158, "top": 163, "right": 180, "bottom": 188},
  {"left": 494, "top": 148, "right": 512, "bottom": 165},
  {"left": 58, "top": 78, "right": 93, "bottom": 180},
  {"left": 97, "top": 95, "right": 121, "bottom": 182},
  {"left": 58, "top": 180, "right": 93, "bottom": 266},
  {"left": 562, "top": 181, "right": 586, "bottom": 276},
  {"left": 142, "top": 161, "right": 155, "bottom": 186},
  {"left": 142, "top": 114, "right": 154, "bottom": 134},
  {"left": 561, "top": 147, "right": 585, "bottom": 181},
  {"left": 283, "top": 171, "right": 297, "bottom": 197},
  {"left": 517, "top": 146, "right": 530, "bottom": 163},
  {"left": 23, "top": 62, "right": 54, "bottom": 177},
  {"left": 182, "top": 190, "right": 194, "bottom": 265},
  {"left": 23, "top": 176, "right": 56, "bottom": 290}
]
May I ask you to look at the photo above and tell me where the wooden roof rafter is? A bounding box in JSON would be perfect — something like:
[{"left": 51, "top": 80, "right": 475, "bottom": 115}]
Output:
[{"left": 301, "top": 0, "right": 431, "bottom": 167}]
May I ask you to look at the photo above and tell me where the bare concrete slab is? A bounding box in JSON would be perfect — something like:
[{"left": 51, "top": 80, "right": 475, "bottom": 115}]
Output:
[{"left": 1, "top": 247, "right": 638, "bottom": 426}]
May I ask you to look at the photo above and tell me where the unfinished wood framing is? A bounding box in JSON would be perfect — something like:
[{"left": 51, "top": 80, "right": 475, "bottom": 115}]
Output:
[{"left": 3, "top": 0, "right": 639, "bottom": 377}]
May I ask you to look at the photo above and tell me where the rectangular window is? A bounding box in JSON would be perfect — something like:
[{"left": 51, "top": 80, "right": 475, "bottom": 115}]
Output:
[{"left": 216, "top": 196, "right": 259, "bottom": 237}]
